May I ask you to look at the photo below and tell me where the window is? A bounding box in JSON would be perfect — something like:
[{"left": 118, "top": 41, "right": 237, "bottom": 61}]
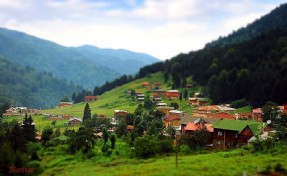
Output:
[
  {"left": 235, "top": 134, "right": 238, "bottom": 138},
  {"left": 218, "top": 131, "right": 223, "bottom": 136}
]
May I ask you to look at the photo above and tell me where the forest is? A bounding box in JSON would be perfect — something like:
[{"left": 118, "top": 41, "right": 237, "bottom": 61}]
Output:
[
  {"left": 0, "top": 57, "right": 82, "bottom": 109},
  {"left": 93, "top": 4, "right": 287, "bottom": 107}
]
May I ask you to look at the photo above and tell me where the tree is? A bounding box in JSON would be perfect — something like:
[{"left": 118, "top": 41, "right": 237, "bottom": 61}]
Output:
[
  {"left": 9, "top": 123, "right": 26, "bottom": 151},
  {"left": 115, "top": 119, "right": 127, "bottom": 138},
  {"left": 0, "top": 102, "right": 10, "bottom": 117},
  {"left": 134, "top": 136, "right": 159, "bottom": 158},
  {"left": 68, "top": 127, "right": 95, "bottom": 154},
  {"left": 273, "top": 113, "right": 287, "bottom": 140},
  {"left": 83, "top": 103, "right": 91, "bottom": 122},
  {"left": 61, "top": 95, "right": 70, "bottom": 102},
  {"left": 183, "top": 89, "right": 188, "bottom": 99},
  {"left": 170, "top": 102, "right": 179, "bottom": 110},
  {"left": 110, "top": 134, "right": 116, "bottom": 149},
  {"left": 41, "top": 126, "right": 54, "bottom": 145},
  {"left": 144, "top": 98, "right": 154, "bottom": 110},
  {"left": 262, "top": 101, "right": 279, "bottom": 122},
  {"left": 22, "top": 114, "right": 36, "bottom": 142},
  {"left": 102, "top": 127, "right": 109, "bottom": 144},
  {"left": 189, "top": 126, "right": 211, "bottom": 149}
]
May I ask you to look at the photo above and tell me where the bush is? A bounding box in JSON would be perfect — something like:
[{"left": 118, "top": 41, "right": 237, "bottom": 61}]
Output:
[
  {"left": 230, "top": 99, "right": 249, "bottom": 108},
  {"left": 180, "top": 145, "right": 192, "bottom": 154},
  {"left": 134, "top": 136, "right": 159, "bottom": 158}
]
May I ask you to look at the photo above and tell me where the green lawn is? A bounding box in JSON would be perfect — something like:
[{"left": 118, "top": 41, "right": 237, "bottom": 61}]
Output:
[{"left": 39, "top": 145, "right": 287, "bottom": 176}]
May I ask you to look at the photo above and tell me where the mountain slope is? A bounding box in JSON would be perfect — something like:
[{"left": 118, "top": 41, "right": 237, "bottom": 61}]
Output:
[
  {"left": 75, "top": 45, "right": 159, "bottom": 75},
  {"left": 110, "top": 3, "right": 287, "bottom": 106},
  {"left": 0, "top": 28, "right": 159, "bottom": 89},
  {"left": 205, "top": 3, "right": 287, "bottom": 48},
  {"left": 0, "top": 57, "right": 83, "bottom": 109}
]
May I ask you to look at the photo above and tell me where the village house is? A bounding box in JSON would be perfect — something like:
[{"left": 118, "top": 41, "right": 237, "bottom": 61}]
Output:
[
  {"left": 153, "top": 97, "right": 162, "bottom": 102},
  {"left": 163, "top": 110, "right": 184, "bottom": 128},
  {"left": 212, "top": 119, "right": 264, "bottom": 149},
  {"left": 84, "top": 96, "right": 98, "bottom": 102},
  {"left": 234, "top": 112, "right": 253, "bottom": 120},
  {"left": 59, "top": 102, "right": 73, "bottom": 108},
  {"left": 114, "top": 110, "right": 128, "bottom": 119},
  {"left": 157, "top": 106, "right": 174, "bottom": 116},
  {"left": 66, "top": 118, "right": 82, "bottom": 126},
  {"left": 184, "top": 119, "right": 214, "bottom": 145},
  {"left": 188, "top": 97, "right": 208, "bottom": 106},
  {"left": 165, "top": 90, "right": 181, "bottom": 99},
  {"left": 252, "top": 108, "right": 263, "bottom": 121},
  {"left": 153, "top": 82, "right": 162, "bottom": 89},
  {"left": 136, "top": 93, "right": 145, "bottom": 102},
  {"left": 193, "top": 105, "right": 235, "bottom": 118},
  {"left": 153, "top": 89, "right": 166, "bottom": 97}
]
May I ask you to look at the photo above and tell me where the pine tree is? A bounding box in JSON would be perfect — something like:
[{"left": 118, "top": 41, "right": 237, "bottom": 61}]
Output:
[
  {"left": 22, "top": 114, "right": 36, "bottom": 142},
  {"left": 83, "top": 103, "right": 91, "bottom": 122}
]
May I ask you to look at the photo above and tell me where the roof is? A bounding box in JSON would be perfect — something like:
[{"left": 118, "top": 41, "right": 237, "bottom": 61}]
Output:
[
  {"left": 194, "top": 105, "right": 235, "bottom": 111},
  {"left": 206, "top": 112, "right": 235, "bottom": 119},
  {"left": 212, "top": 119, "right": 262, "bottom": 134},
  {"left": 180, "top": 114, "right": 200, "bottom": 124},
  {"left": 114, "top": 110, "right": 128, "bottom": 113},
  {"left": 252, "top": 108, "right": 262, "bottom": 114},
  {"left": 166, "top": 90, "right": 180, "bottom": 93},
  {"left": 164, "top": 115, "right": 180, "bottom": 122},
  {"left": 169, "top": 110, "right": 183, "bottom": 114},
  {"left": 185, "top": 121, "right": 214, "bottom": 132}
]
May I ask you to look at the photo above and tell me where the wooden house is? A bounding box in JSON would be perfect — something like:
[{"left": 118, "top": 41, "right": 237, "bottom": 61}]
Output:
[
  {"left": 188, "top": 97, "right": 208, "bottom": 106},
  {"left": 252, "top": 108, "right": 263, "bottom": 121},
  {"left": 59, "top": 102, "right": 73, "bottom": 108},
  {"left": 67, "top": 118, "right": 82, "bottom": 126},
  {"left": 157, "top": 106, "right": 174, "bottom": 116},
  {"left": 165, "top": 90, "right": 181, "bottom": 99},
  {"left": 114, "top": 110, "right": 128, "bottom": 119},
  {"left": 163, "top": 110, "right": 184, "bottom": 127},
  {"left": 84, "top": 96, "right": 98, "bottom": 102},
  {"left": 193, "top": 105, "right": 235, "bottom": 118},
  {"left": 153, "top": 89, "right": 166, "bottom": 97},
  {"left": 212, "top": 119, "right": 263, "bottom": 149}
]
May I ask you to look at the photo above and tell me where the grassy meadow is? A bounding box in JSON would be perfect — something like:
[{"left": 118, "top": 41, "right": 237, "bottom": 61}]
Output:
[{"left": 38, "top": 143, "right": 287, "bottom": 176}]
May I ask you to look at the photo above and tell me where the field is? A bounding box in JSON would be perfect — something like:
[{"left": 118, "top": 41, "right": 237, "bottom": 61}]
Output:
[
  {"left": 40, "top": 72, "right": 200, "bottom": 118},
  {"left": 38, "top": 144, "right": 287, "bottom": 176}
]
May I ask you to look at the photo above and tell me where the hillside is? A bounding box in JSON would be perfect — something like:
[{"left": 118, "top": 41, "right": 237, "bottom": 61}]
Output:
[
  {"left": 41, "top": 72, "right": 174, "bottom": 117},
  {"left": 205, "top": 3, "right": 287, "bottom": 48},
  {"left": 0, "top": 57, "right": 82, "bottom": 109},
  {"left": 75, "top": 45, "right": 159, "bottom": 75},
  {"left": 131, "top": 3, "right": 287, "bottom": 107},
  {"left": 0, "top": 27, "right": 160, "bottom": 89}
]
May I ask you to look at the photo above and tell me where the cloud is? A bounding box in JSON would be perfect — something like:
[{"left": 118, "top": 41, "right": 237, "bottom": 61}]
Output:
[{"left": 1, "top": 0, "right": 286, "bottom": 59}]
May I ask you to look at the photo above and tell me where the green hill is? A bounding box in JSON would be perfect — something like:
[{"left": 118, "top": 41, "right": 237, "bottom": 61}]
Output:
[
  {"left": 0, "top": 27, "right": 159, "bottom": 89},
  {"left": 41, "top": 72, "right": 196, "bottom": 117},
  {"left": 0, "top": 57, "right": 82, "bottom": 109}
]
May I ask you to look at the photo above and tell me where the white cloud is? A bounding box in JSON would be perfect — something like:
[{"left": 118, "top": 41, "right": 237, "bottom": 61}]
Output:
[{"left": 1, "top": 0, "right": 286, "bottom": 60}]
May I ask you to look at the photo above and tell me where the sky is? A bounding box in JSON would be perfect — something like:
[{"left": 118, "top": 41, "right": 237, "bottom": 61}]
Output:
[{"left": 0, "top": 0, "right": 286, "bottom": 60}]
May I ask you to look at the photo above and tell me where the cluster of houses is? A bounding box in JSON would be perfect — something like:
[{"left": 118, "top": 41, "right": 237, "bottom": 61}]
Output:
[
  {"left": 114, "top": 82, "right": 287, "bottom": 149},
  {"left": 59, "top": 96, "right": 99, "bottom": 108},
  {"left": 2, "top": 107, "right": 40, "bottom": 117}
]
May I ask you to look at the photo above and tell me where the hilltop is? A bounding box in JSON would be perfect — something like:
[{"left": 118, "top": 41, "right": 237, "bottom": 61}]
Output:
[{"left": 0, "top": 27, "right": 160, "bottom": 89}]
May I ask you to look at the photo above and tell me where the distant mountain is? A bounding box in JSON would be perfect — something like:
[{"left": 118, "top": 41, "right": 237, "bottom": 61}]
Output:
[
  {"left": 0, "top": 57, "right": 83, "bottom": 109},
  {"left": 205, "top": 3, "right": 287, "bottom": 48},
  {"left": 75, "top": 45, "right": 159, "bottom": 75},
  {"left": 0, "top": 27, "right": 160, "bottom": 89}
]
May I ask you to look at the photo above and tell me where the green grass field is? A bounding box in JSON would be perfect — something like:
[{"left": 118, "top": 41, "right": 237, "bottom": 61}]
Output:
[
  {"left": 40, "top": 72, "right": 196, "bottom": 117},
  {"left": 38, "top": 144, "right": 287, "bottom": 176}
]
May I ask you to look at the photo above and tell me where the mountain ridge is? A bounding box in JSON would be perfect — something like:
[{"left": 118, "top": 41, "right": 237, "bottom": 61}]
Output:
[{"left": 0, "top": 27, "right": 160, "bottom": 89}]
